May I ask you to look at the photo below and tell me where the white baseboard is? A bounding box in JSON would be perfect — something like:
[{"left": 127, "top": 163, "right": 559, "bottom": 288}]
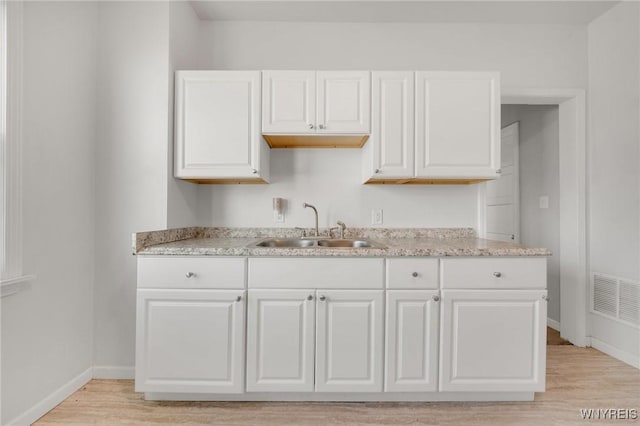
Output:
[
  {"left": 547, "top": 318, "right": 561, "bottom": 331},
  {"left": 7, "top": 367, "right": 92, "bottom": 426},
  {"left": 590, "top": 337, "right": 640, "bottom": 369},
  {"left": 92, "top": 366, "right": 135, "bottom": 380}
]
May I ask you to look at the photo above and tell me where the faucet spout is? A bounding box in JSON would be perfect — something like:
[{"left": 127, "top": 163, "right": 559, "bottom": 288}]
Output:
[
  {"left": 303, "top": 202, "right": 319, "bottom": 237},
  {"left": 336, "top": 220, "right": 346, "bottom": 239}
]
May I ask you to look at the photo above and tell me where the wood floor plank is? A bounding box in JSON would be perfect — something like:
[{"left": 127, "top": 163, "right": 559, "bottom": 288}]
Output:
[{"left": 35, "top": 343, "right": 639, "bottom": 425}]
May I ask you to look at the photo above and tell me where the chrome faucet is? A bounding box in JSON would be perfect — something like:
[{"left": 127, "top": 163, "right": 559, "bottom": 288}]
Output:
[
  {"left": 336, "top": 221, "right": 346, "bottom": 239},
  {"left": 302, "top": 202, "right": 319, "bottom": 237}
]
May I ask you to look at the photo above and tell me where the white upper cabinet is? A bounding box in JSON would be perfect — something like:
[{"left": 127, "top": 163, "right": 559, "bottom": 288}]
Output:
[
  {"left": 317, "top": 71, "right": 370, "bottom": 134},
  {"left": 415, "top": 71, "right": 500, "bottom": 179},
  {"left": 262, "top": 71, "right": 370, "bottom": 135},
  {"left": 262, "top": 71, "right": 316, "bottom": 134},
  {"left": 364, "top": 71, "right": 500, "bottom": 183},
  {"left": 365, "top": 71, "right": 415, "bottom": 180},
  {"left": 174, "top": 71, "right": 269, "bottom": 183}
]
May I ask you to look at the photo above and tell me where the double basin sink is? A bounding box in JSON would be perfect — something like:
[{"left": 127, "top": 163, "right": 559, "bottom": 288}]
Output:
[{"left": 250, "top": 238, "right": 386, "bottom": 249}]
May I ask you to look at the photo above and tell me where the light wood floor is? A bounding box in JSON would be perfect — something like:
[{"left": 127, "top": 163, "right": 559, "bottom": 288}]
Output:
[{"left": 36, "top": 329, "right": 639, "bottom": 426}]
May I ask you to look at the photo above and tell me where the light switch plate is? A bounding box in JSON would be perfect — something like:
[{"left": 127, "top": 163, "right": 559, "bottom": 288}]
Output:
[
  {"left": 372, "top": 209, "right": 383, "bottom": 225},
  {"left": 274, "top": 211, "right": 284, "bottom": 223},
  {"left": 539, "top": 196, "right": 549, "bottom": 209}
]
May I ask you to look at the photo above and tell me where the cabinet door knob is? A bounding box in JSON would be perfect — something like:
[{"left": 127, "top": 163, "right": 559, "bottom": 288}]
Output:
[
  {"left": 318, "top": 124, "right": 325, "bottom": 130},
  {"left": 375, "top": 169, "right": 381, "bottom": 174},
  {"left": 236, "top": 295, "right": 242, "bottom": 302},
  {"left": 185, "top": 272, "right": 195, "bottom": 278},
  {"left": 542, "top": 295, "right": 549, "bottom": 301},
  {"left": 307, "top": 295, "right": 313, "bottom": 301},
  {"left": 493, "top": 272, "right": 502, "bottom": 278},
  {"left": 308, "top": 123, "right": 314, "bottom": 129},
  {"left": 252, "top": 169, "right": 258, "bottom": 174},
  {"left": 432, "top": 295, "right": 440, "bottom": 302},
  {"left": 319, "top": 295, "right": 326, "bottom": 301},
  {"left": 412, "top": 272, "right": 419, "bottom": 278}
]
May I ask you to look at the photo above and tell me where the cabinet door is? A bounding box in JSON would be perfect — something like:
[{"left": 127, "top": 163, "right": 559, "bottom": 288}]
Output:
[
  {"left": 317, "top": 71, "right": 370, "bottom": 134},
  {"left": 385, "top": 290, "right": 439, "bottom": 392},
  {"left": 262, "top": 70, "right": 316, "bottom": 134},
  {"left": 366, "top": 71, "right": 414, "bottom": 180},
  {"left": 440, "top": 290, "right": 547, "bottom": 392},
  {"left": 246, "top": 290, "right": 316, "bottom": 392},
  {"left": 135, "top": 289, "right": 245, "bottom": 393},
  {"left": 175, "top": 71, "right": 266, "bottom": 180},
  {"left": 316, "top": 290, "right": 383, "bottom": 392},
  {"left": 415, "top": 72, "right": 500, "bottom": 179}
]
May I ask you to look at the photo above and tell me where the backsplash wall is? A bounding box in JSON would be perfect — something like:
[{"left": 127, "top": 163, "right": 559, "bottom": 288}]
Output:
[{"left": 198, "top": 149, "right": 480, "bottom": 229}]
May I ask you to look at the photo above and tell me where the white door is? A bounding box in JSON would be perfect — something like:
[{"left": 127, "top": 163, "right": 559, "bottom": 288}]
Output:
[
  {"left": 367, "top": 71, "right": 415, "bottom": 180},
  {"left": 262, "top": 70, "right": 316, "bottom": 134},
  {"left": 246, "top": 290, "right": 316, "bottom": 392},
  {"left": 135, "top": 289, "right": 245, "bottom": 393},
  {"left": 385, "top": 290, "right": 439, "bottom": 392},
  {"left": 316, "top": 71, "right": 370, "bottom": 134},
  {"left": 415, "top": 71, "right": 500, "bottom": 179},
  {"left": 315, "top": 290, "right": 383, "bottom": 392},
  {"left": 440, "top": 289, "right": 547, "bottom": 392},
  {"left": 174, "top": 71, "right": 264, "bottom": 179},
  {"left": 486, "top": 122, "right": 520, "bottom": 242}
]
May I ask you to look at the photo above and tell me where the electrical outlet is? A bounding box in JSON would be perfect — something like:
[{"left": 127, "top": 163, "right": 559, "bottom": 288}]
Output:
[
  {"left": 274, "top": 211, "right": 285, "bottom": 223},
  {"left": 372, "top": 209, "right": 383, "bottom": 225}
]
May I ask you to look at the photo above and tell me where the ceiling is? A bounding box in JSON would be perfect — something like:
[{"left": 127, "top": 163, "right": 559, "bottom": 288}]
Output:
[{"left": 189, "top": 0, "right": 620, "bottom": 24}]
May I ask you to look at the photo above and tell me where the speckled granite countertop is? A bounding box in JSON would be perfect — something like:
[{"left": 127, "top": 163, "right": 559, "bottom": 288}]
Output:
[{"left": 133, "top": 227, "right": 551, "bottom": 257}]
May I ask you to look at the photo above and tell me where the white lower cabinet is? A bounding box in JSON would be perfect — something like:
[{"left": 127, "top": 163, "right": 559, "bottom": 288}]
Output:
[
  {"left": 385, "top": 290, "right": 440, "bottom": 392},
  {"left": 135, "top": 256, "right": 548, "bottom": 400},
  {"left": 316, "top": 290, "right": 384, "bottom": 392},
  {"left": 246, "top": 289, "right": 384, "bottom": 393},
  {"left": 135, "top": 289, "right": 245, "bottom": 393},
  {"left": 246, "top": 290, "right": 316, "bottom": 392},
  {"left": 440, "top": 289, "right": 547, "bottom": 392}
]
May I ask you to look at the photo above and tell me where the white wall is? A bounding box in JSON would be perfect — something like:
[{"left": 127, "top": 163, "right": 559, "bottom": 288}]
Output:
[
  {"left": 199, "top": 21, "right": 587, "bottom": 88},
  {"left": 194, "top": 20, "right": 587, "bottom": 228},
  {"left": 167, "top": 1, "right": 207, "bottom": 229},
  {"left": 208, "top": 149, "right": 478, "bottom": 228},
  {"left": 1, "top": 2, "right": 97, "bottom": 423},
  {"left": 502, "top": 105, "right": 561, "bottom": 323},
  {"left": 93, "top": 2, "right": 171, "bottom": 371},
  {"left": 587, "top": 2, "right": 640, "bottom": 359}
]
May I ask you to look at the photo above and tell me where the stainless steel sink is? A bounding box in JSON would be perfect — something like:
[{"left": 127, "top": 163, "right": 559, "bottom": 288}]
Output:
[
  {"left": 317, "top": 239, "right": 373, "bottom": 248},
  {"left": 254, "top": 238, "right": 316, "bottom": 248},
  {"left": 250, "top": 238, "right": 385, "bottom": 249}
]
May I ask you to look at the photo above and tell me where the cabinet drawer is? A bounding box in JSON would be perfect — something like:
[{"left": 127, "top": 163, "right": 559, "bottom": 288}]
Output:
[
  {"left": 248, "top": 258, "right": 384, "bottom": 289},
  {"left": 386, "top": 258, "right": 438, "bottom": 289},
  {"left": 138, "top": 256, "right": 246, "bottom": 289},
  {"left": 441, "top": 257, "right": 546, "bottom": 289}
]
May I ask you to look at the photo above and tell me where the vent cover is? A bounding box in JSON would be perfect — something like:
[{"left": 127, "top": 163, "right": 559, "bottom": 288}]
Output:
[
  {"left": 591, "top": 273, "right": 640, "bottom": 327},
  {"left": 619, "top": 280, "right": 640, "bottom": 325}
]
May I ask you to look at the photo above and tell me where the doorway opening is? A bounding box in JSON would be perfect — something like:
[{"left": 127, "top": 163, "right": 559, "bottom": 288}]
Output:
[{"left": 479, "top": 89, "right": 587, "bottom": 347}]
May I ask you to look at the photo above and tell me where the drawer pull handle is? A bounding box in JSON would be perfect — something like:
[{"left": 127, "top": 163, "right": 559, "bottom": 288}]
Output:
[
  {"left": 236, "top": 295, "right": 242, "bottom": 302},
  {"left": 412, "top": 272, "right": 419, "bottom": 278},
  {"left": 319, "top": 295, "right": 326, "bottom": 301},
  {"left": 185, "top": 272, "right": 195, "bottom": 278},
  {"left": 307, "top": 295, "right": 314, "bottom": 301},
  {"left": 493, "top": 272, "right": 502, "bottom": 278},
  {"left": 432, "top": 295, "right": 440, "bottom": 302}
]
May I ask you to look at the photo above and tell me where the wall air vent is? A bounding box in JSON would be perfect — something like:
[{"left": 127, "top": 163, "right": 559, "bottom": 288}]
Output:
[
  {"left": 619, "top": 280, "right": 640, "bottom": 326},
  {"left": 591, "top": 272, "right": 640, "bottom": 328}
]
